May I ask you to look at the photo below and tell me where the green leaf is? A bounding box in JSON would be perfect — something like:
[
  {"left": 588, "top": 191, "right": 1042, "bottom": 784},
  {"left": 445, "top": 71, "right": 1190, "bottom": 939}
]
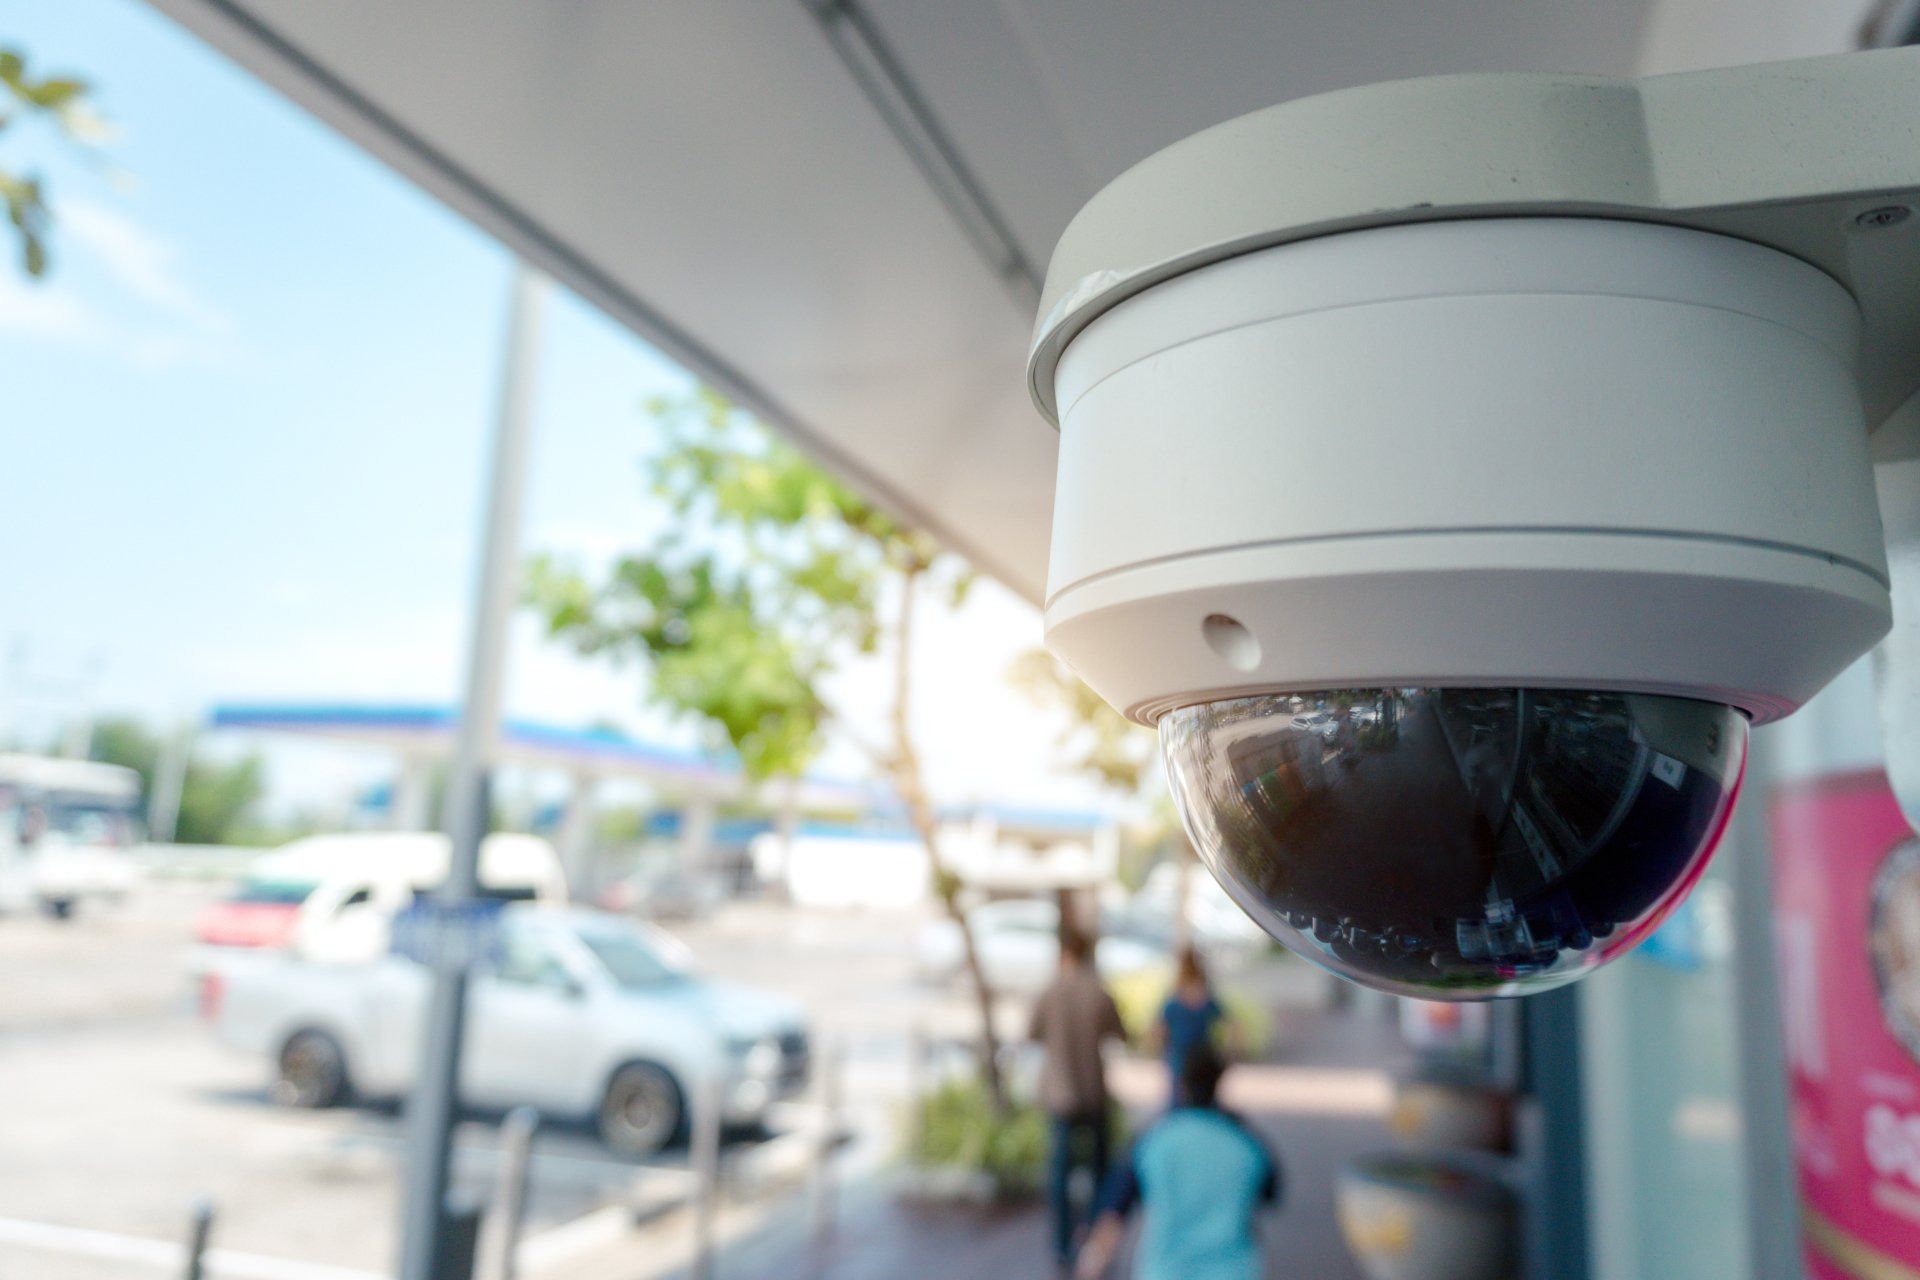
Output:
[
  {"left": 524, "top": 387, "right": 978, "bottom": 782},
  {"left": 0, "top": 47, "right": 109, "bottom": 283},
  {"left": 26, "top": 78, "right": 85, "bottom": 110}
]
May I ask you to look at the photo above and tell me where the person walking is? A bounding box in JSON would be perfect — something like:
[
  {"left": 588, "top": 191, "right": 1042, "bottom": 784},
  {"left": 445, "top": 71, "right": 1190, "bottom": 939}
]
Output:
[
  {"left": 1075, "top": 1044, "right": 1282, "bottom": 1280},
  {"left": 1030, "top": 924, "right": 1127, "bottom": 1276},
  {"left": 1150, "top": 946, "right": 1226, "bottom": 1103}
]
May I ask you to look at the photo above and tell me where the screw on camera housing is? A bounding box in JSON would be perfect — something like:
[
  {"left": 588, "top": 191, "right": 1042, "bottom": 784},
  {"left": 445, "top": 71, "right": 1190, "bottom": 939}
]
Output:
[{"left": 1856, "top": 205, "right": 1912, "bottom": 230}]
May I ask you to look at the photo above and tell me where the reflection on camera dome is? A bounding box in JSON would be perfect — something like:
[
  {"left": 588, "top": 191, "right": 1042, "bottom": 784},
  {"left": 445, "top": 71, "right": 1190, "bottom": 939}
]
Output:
[{"left": 1161, "top": 688, "right": 1747, "bottom": 998}]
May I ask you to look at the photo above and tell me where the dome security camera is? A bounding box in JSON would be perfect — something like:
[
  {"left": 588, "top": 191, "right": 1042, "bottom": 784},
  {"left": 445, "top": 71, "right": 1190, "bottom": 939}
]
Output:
[{"left": 1028, "top": 51, "right": 1920, "bottom": 998}]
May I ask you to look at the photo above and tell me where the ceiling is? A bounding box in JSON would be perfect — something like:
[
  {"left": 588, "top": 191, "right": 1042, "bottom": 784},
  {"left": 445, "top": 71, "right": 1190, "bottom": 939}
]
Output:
[{"left": 141, "top": 0, "right": 1670, "bottom": 602}]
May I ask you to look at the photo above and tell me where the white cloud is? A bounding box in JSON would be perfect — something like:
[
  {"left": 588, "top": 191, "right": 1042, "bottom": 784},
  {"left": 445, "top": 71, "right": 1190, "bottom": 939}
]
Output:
[
  {"left": 0, "top": 199, "right": 231, "bottom": 368},
  {"left": 60, "top": 199, "right": 223, "bottom": 329},
  {"left": 0, "top": 270, "right": 102, "bottom": 338}
]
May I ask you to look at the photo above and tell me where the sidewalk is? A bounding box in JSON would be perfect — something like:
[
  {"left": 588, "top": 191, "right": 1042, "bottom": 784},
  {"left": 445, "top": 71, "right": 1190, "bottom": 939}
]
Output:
[{"left": 649, "top": 1005, "right": 1410, "bottom": 1280}]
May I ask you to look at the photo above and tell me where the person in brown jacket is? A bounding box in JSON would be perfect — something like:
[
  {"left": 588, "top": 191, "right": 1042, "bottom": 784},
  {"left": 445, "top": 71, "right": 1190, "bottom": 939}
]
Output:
[{"left": 1030, "top": 925, "right": 1126, "bottom": 1274}]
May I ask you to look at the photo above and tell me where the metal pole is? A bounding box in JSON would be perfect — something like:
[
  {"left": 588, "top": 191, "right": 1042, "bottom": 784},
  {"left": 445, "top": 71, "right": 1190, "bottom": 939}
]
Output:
[
  {"left": 0, "top": 636, "right": 23, "bottom": 750},
  {"left": 1172, "top": 845, "right": 1194, "bottom": 955},
  {"left": 392, "top": 753, "right": 436, "bottom": 832},
  {"left": 480, "top": 1107, "right": 539, "bottom": 1280},
  {"left": 690, "top": 1074, "right": 722, "bottom": 1280},
  {"left": 1723, "top": 732, "right": 1806, "bottom": 1280},
  {"left": 439, "top": 1196, "right": 486, "bottom": 1280},
  {"left": 554, "top": 771, "right": 599, "bottom": 896},
  {"left": 182, "top": 1198, "right": 214, "bottom": 1280},
  {"left": 1519, "top": 985, "right": 1590, "bottom": 1280},
  {"left": 396, "top": 264, "right": 548, "bottom": 1280},
  {"left": 678, "top": 791, "right": 717, "bottom": 874},
  {"left": 148, "top": 720, "right": 192, "bottom": 845},
  {"left": 62, "top": 650, "right": 106, "bottom": 759},
  {"left": 811, "top": 1037, "right": 843, "bottom": 1242},
  {"left": 770, "top": 780, "right": 798, "bottom": 898}
]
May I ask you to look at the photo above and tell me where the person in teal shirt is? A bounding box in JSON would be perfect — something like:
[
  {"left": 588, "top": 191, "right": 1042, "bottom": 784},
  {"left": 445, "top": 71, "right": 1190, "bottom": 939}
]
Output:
[
  {"left": 1074, "top": 1044, "right": 1281, "bottom": 1280},
  {"left": 1150, "top": 946, "right": 1227, "bottom": 1103}
]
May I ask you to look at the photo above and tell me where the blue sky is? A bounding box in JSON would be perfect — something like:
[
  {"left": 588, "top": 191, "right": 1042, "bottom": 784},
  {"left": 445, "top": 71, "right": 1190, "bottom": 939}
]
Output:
[{"left": 0, "top": 0, "right": 1107, "bottom": 816}]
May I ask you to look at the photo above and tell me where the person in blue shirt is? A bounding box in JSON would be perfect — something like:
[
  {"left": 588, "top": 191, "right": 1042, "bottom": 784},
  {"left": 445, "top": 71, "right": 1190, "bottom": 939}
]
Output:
[
  {"left": 1149, "top": 946, "right": 1227, "bottom": 1102},
  {"left": 1074, "top": 1044, "right": 1281, "bottom": 1280}
]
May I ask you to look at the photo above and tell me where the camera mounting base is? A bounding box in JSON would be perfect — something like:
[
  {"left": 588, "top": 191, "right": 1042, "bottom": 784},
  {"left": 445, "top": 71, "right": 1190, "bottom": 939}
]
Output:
[
  {"left": 1041, "top": 218, "right": 1889, "bottom": 725},
  {"left": 1028, "top": 48, "right": 1920, "bottom": 460}
]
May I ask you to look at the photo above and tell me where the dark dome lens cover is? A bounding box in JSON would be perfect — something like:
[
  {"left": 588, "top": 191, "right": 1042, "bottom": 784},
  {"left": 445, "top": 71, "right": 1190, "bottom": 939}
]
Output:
[{"left": 1161, "top": 689, "right": 1746, "bottom": 998}]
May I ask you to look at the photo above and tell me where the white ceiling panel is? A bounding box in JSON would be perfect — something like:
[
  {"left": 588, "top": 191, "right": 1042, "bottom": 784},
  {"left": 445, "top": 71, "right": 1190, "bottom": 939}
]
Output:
[
  {"left": 866, "top": 1, "right": 1656, "bottom": 270},
  {"left": 142, "top": 0, "right": 1661, "bottom": 602}
]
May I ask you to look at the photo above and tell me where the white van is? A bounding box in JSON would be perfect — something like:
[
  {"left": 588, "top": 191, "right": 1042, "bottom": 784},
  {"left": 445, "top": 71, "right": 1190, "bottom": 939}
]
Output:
[
  {"left": 194, "top": 832, "right": 568, "bottom": 967},
  {"left": 0, "top": 754, "right": 144, "bottom": 919}
]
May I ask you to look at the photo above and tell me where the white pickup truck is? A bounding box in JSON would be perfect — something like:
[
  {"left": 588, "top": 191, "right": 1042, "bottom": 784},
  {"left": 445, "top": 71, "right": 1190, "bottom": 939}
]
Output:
[{"left": 202, "top": 907, "right": 809, "bottom": 1156}]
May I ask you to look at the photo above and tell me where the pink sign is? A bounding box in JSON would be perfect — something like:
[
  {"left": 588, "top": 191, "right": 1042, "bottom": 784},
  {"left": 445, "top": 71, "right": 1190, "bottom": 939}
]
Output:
[{"left": 1773, "top": 770, "right": 1920, "bottom": 1279}]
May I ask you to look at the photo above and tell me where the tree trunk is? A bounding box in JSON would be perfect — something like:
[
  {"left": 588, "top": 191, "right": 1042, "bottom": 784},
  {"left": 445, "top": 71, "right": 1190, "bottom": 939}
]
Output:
[
  {"left": 1172, "top": 841, "right": 1195, "bottom": 956},
  {"left": 890, "top": 567, "right": 1007, "bottom": 1110}
]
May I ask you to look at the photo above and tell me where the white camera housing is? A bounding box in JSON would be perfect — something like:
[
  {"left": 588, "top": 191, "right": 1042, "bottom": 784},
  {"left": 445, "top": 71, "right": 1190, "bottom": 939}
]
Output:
[
  {"left": 1044, "top": 215, "right": 1886, "bottom": 725},
  {"left": 1028, "top": 50, "right": 1920, "bottom": 997}
]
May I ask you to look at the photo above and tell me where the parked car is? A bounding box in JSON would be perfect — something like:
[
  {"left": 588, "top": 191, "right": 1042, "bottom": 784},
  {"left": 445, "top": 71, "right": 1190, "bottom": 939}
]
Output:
[
  {"left": 1292, "top": 710, "right": 1341, "bottom": 742},
  {"left": 201, "top": 907, "right": 808, "bottom": 1156},
  {"left": 192, "top": 832, "right": 569, "bottom": 969},
  {"left": 0, "top": 754, "right": 143, "bottom": 920},
  {"left": 914, "top": 897, "right": 1164, "bottom": 995},
  {"left": 599, "top": 864, "right": 728, "bottom": 920}
]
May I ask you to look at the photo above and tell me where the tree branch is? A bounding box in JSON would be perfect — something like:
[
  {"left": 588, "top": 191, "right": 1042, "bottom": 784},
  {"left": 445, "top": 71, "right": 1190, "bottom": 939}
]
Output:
[{"left": 815, "top": 698, "right": 894, "bottom": 774}]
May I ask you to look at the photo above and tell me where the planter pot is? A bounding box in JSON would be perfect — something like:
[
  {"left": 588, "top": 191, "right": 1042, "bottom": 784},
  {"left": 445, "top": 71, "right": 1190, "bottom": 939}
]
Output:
[{"left": 1336, "top": 1152, "right": 1516, "bottom": 1280}]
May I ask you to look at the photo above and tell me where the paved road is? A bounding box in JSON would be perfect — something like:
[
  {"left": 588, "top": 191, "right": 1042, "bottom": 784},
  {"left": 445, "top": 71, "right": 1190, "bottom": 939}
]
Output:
[
  {"left": 650, "top": 1008, "right": 1406, "bottom": 1280},
  {"left": 0, "top": 880, "right": 1375, "bottom": 1280},
  {"left": 0, "top": 885, "right": 683, "bottom": 1278},
  {"left": 0, "top": 884, "right": 958, "bottom": 1279}
]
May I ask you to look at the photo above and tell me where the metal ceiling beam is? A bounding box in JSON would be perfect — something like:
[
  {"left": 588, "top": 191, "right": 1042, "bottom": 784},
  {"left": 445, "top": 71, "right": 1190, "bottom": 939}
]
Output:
[{"left": 801, "top": 0, "right": 1044, "bottom": 301}]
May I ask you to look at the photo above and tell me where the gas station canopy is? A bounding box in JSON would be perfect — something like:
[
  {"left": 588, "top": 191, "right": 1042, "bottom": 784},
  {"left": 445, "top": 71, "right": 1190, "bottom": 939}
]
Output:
[{"left": 207, "top": 702, "right": 881, "bottom": 808}]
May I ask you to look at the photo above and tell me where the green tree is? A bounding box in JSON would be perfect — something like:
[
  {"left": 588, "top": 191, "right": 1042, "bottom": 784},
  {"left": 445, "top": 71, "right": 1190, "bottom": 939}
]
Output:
[
  {"left": 0, "top": 46, "right": 106, "bottom": 278},
  {"left": 173, "top": 753, "right": 267, "bottom": 847},
  {"left": 85, "top": 718, "right": 162, "bottom": 783},
  {"left": 529, "top": 389, "right": 1013, "bottom": 1103},
  {"left": 87, "top": 717, "right": 268, "bottom": 846}
]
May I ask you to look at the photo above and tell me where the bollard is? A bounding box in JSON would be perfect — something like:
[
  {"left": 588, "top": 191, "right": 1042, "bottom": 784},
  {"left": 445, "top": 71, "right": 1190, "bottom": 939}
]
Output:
[
  {"left": 437, "top": 1193, "right": 485, "bottom": 1280},
  {"left": 689, "top": 1074, "right": 723, "bottom": 1280},
  {"left": 810, "top": 1036, "right": 844, "bottom": 1242},
  {"left": 479, "top": 1106, "right": 539, "bottom": 1280},
  {"left": 182, "top": 1199, "right": 215, "bottom": 1280}
]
